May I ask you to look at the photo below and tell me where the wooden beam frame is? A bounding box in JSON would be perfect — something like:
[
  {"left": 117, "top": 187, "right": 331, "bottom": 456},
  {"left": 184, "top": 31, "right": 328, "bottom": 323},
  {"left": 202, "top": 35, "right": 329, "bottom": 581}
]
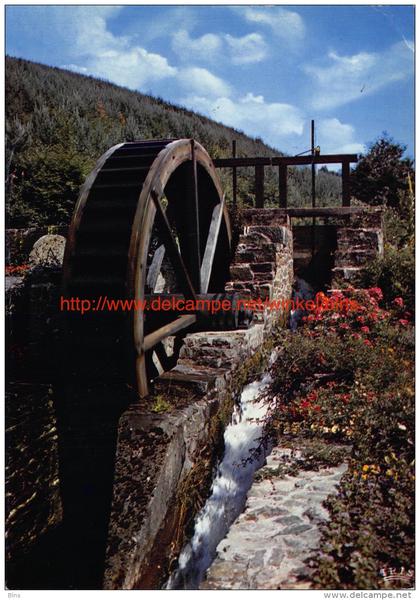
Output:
[
  {"left": 214, "top": 152, "right": 358, "bottom": 209},
  {"left": 213, "top": 154, "right": 358, "bottom": 168}
]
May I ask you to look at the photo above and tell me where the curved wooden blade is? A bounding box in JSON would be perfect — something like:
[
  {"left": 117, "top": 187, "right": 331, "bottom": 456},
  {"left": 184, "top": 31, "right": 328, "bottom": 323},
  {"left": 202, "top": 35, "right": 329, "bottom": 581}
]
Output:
[{"left": 200, "top": 197, "right": 225, "bottom": 293}]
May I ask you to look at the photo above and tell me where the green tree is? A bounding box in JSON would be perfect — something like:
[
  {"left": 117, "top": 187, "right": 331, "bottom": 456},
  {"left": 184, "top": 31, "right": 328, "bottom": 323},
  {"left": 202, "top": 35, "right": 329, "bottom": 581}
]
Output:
[{"left": 351, "top": 135, "right": 414, "bottom": 210}]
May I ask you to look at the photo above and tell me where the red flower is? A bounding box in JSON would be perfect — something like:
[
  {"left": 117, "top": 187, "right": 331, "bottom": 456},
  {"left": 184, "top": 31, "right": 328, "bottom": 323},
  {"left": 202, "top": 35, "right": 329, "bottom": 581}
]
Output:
[
  {"left": 326, "top": 381, "right": 338, "bottom": 389},
  {"left": 339, "top": 323, "right": 350, "bottom": 330},
  {"left": 300, "top": 400, "right": 311, "bottom": 409},
  {"left": 368, "top": 287, "right": 383, "bottom": 301},
  {"left": 393, "top": 297, "right": 404, "bottom": 308},
  {"left": 363, "top": 339, "right": 373, "bottom": 347},
  {"left": 360, "top": 325, "right": 370, "bottom": 333},
  {"left": 398, "top": 319, "right": 409, "bottom": 327},
  {"left": 5, "top": 264, "right": 30, "bottom": 275}
]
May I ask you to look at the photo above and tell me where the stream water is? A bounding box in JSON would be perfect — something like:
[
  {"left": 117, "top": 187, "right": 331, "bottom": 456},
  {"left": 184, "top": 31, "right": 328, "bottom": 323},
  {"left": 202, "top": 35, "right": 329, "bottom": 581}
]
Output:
[{"left": 165, "top": 363, "right": 275, "bottom": 590}]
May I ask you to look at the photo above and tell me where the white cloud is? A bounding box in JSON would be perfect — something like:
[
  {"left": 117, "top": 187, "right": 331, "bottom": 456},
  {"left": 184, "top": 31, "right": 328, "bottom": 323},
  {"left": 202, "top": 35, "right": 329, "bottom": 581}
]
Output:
[
  {"left": 305, "top": 40, "right": 414, "bottom": 110},
  {"left": 172, "top": 30, "right": 267, "bottom": 65},
  {"left": 57, "top": 7, "right": 177, "bottom": 89},
  {"left": 225, "top": 33, "right": 267, "bottom": 64},
  {"left": 243, "top": 7, "right": 305, "bottom": 42},
  {"left": 81, "top": 48, "right": 176, "bottom": 89},
  {"left": 317, "top": 118, "right": 364, "bottom": 155},
  {"left": 180, "top": 92, "right": 304, "bottom": 147},
  {"left": 177, "top": 67, "right": 231, "bottom": 98},
  {"left": 172, "top": 29, "right": 222, "bottom": 61}
]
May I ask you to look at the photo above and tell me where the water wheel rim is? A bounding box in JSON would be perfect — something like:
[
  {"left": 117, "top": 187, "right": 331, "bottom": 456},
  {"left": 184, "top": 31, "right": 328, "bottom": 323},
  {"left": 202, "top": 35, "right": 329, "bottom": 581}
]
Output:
[{"left": 128, "top": 139, "right": 231, "bottom": 396}]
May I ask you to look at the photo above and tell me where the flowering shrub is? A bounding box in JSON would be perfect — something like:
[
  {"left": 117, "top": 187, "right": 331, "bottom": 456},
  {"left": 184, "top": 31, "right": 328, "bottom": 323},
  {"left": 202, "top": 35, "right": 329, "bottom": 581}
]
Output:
[
  {"left": 265, "top": 287, "right": 414, "bottom": 589},
  {"left": 361, "top": 244, "right": 414, "bottom": 313}
]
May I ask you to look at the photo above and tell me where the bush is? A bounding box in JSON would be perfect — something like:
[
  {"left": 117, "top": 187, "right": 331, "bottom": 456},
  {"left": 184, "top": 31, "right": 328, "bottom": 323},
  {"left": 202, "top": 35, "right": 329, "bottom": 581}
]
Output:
[
  {"left": 264, "top": 288, "right": 414, "bottom": 589},
  {"left": 361, "top": 245, "right": 414, "bottom": 314},
  {"left": 351, "top": 135, "right": 414, "bottom": 210},
  {"left": 7, "top": 146, "right": 90, "bottom": 227}
]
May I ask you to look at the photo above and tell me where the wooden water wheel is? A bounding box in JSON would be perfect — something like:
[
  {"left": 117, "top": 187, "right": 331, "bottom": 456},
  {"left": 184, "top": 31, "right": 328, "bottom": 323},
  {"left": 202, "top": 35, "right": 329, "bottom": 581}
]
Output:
[{"left": 62, "top": 139, "right": 234, "bottom": 396}]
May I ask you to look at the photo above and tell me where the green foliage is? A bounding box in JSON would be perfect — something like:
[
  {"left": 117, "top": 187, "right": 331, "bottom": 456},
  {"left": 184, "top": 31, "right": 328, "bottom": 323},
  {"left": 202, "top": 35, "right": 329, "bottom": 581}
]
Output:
[
  {"left": 8, "top": 146, "right": 90, "bottom": 226},
  {"left": 6, "top": 56, "right": 342, "bottom": 227},
  {"left": 151, "top": 395, "right": 172, "bottom": 414},
  {"left": 351, "top": 135, "right": 414, "bottom": 210},
  {"left": 361, "top": 244, "right": 414, "bottom": 313},
  {"left": 265, "top": 289, "right": 414, "bottom": 589},
  {"left": 383, "top": 197, "right": 414, "bottom": 248}
]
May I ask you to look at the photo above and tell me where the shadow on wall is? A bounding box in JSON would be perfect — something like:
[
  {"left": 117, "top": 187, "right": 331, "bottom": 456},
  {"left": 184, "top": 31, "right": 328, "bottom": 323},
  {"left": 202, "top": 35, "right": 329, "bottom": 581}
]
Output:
[{"left": 293, "top": 225, "right": 338, "bottom": 292}]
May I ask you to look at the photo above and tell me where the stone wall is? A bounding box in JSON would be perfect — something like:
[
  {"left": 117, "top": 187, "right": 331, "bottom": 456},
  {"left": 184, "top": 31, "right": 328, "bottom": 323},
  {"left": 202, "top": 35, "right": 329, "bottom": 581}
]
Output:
[
  {"left": 6, "top": 383, "right": 62, "bottom": 582},
  {"left": 331, "top": 209, "right": 383, "bottom": 285},
  {"left": 6, "top": 267, "right": 64, "bottom": 588},
  {"left": 226, "top": 208, "right": 294, "bottom": 328}
]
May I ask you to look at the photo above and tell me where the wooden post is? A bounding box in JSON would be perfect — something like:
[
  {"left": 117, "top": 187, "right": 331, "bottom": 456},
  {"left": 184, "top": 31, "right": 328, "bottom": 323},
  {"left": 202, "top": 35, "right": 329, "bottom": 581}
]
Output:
[
  {"left": 278, "top": 163, "right": 287, "bottom": 208},
  {"left": 232, "top": 140, "right": 237, "bottom": 209},
  {"left": 311, "top": 120, "right": 316, "bottom": 257},
  {"left": 342, "top": 160, "right": 350, "bottom": 206},
  {"left": 311, "top": 120, "right": 316, "bottom": 210},
  {"left": 255, "top": 165, "right": 264, "bottom": 208}
]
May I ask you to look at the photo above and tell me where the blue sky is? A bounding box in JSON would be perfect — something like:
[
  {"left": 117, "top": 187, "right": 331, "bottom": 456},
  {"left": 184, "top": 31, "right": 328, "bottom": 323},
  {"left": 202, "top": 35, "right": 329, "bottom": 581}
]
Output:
[{"left": 6, "top": 5, "right": 415, "bottom": 159}]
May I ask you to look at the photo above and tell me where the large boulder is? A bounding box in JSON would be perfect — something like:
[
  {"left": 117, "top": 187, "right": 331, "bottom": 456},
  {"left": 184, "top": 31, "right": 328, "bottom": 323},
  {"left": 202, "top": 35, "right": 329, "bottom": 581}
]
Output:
[{"left": 29, "top": 235, "right": 66, "bottom": 268}]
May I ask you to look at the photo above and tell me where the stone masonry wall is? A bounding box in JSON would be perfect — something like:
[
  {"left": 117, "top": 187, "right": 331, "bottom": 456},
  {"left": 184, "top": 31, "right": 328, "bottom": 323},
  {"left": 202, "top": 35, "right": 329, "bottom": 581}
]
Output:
[
  {"left": 332, "top": 209, "right": 384, "bottom": 286},
  {"left": 225, "top": 208, "right": 294, "bottom": 328}
]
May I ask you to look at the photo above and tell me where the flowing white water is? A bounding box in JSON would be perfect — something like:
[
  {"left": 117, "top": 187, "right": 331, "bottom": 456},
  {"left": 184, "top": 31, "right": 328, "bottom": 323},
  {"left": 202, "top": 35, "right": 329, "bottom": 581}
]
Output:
[{"left": 166, "top": 366, "right": 274, "bottom": 590}]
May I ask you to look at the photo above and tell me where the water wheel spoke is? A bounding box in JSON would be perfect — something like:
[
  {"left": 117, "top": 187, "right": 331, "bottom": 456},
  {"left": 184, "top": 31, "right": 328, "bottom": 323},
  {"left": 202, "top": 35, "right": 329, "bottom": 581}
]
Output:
[
  {"left": 200, "top": 197, "right": 225, "bottom": 293},
  {"left": 143, "top": 314, "right": 196, "bottom": 352},
  {"left": 151, "top": 190, "right": 196, "bottom": 300}
]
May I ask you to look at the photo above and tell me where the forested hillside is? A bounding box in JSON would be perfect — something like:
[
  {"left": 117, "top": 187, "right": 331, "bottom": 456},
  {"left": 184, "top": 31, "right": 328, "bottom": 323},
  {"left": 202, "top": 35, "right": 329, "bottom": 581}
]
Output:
[{"left": 6, "top": 56, "right": 341, "bottom": 227}]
